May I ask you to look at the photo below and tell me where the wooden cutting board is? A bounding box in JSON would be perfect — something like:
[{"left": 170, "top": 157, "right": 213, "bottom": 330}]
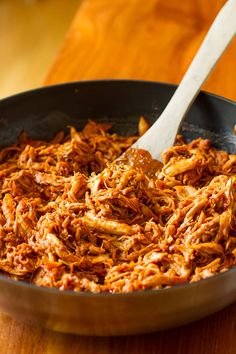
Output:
[
  {"left": 45, "top": 0, "right": 236, "bottom": 101},
  {"left": 1, "top": 1, "right": 236, "bottom": 353}
]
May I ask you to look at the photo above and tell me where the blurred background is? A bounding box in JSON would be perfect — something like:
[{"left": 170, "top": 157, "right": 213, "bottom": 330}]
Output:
[
  {"left": 0, "top": 0, "right": 81, "bottom": 98},
  {"left": 1, "top": 0, "right": 235, "bottom": 102}
]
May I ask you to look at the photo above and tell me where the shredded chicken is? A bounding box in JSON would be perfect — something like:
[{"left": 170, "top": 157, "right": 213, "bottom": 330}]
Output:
[{"left": 0, "top": 120, "right": 235, "bottom": 293}]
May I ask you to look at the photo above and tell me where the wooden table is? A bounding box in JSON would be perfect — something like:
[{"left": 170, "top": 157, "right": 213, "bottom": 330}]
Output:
[{"left": 2, "top": 1, "right": 236, "bottom": 353}]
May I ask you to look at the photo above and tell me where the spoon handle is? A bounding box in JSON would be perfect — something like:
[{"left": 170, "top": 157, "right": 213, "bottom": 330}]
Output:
[{"left": 134, "top": 0, "right": 236, "bottom": 160}]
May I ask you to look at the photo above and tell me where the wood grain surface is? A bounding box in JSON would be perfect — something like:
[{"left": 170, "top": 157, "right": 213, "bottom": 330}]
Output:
[
  {"left": 1, "top": 302, "right": 236, "bottom": 354},
  {"left": 1, "top": 1, "right": 236, "bottom": 353},
  {"left": 45, "top": 0, "right": 236, "bottom": 101}
]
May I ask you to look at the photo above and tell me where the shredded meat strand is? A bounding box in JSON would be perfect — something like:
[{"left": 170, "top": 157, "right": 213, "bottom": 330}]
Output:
[{"left": 0, "top": 121, "right": 235, "bottom": 293}]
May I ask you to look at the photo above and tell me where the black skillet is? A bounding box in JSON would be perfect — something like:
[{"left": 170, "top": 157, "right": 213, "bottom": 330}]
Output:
[{"left": 0, "top": 80, "right": 235, "bottom": 336}]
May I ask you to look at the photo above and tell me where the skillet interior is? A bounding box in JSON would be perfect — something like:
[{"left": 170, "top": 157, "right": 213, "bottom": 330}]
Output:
[
  {"left": 0, "top": 80, "right": 235, "bottom": 151},
  {"left": 0, "top": 80, "right": 235, "bottom": 336}
]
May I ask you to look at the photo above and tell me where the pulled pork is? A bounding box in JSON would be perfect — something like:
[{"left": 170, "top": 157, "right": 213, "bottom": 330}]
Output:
[{"left": 0, "top": 120, "right": 235, "bottom": 292}]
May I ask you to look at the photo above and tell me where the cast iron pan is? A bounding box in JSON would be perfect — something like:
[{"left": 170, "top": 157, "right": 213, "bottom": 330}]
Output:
[{"left": 0, "top": 80, "right": 235, "bottom": 336}]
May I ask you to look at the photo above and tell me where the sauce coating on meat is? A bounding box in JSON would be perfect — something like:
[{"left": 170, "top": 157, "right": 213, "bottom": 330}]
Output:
[
  {"left": 0, "top": 120, "right": 235, "bottom": 293},
  {"left": 120, "top": 148, "right": 163, "bottom": 179}
]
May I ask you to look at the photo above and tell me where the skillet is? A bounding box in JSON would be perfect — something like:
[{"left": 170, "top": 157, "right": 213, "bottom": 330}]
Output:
[{"left": 0, "top": 79, "right": 235, "bottom": 336}]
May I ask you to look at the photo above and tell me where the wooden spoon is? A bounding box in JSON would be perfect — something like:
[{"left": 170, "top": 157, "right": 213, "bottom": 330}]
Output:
[{"left": 133, "top": 0, "right": 236, "bottom": 161}]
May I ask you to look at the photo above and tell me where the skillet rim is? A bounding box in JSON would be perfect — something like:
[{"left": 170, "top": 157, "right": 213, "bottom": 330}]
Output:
[
  {"left": 0, "top": 78, "right": 235, "bottom": 299},
  {"left": 1, "top": 78, "right": 236, "bottom": 108}
]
